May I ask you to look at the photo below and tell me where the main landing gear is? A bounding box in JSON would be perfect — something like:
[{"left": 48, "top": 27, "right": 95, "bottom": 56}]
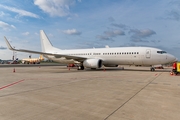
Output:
[
  {"left": 150, "top": 67, "right": 155, "bottom": 71},
  {"left": 77, "top": 65, "right": 84, "bottom": 70}
]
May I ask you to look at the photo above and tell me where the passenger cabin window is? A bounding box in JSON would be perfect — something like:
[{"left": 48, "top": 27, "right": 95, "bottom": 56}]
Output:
[{"left": 95, "top": 52, "right": 140, "bottom": 56}]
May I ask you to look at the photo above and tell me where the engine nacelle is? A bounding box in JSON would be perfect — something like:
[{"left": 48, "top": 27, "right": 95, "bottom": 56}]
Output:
[
  {"left": 83, "top": 59, "right": 102, "bottom": 68},
  {"left": 104, "top": 65, "right": 118, "bottom": 67}
]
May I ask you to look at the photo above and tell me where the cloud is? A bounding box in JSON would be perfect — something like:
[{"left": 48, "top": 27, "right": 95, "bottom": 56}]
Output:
[
  {"left": 35, "top": 32, "right": 39, "bottom": 36},
  {"left": 0, "top": 21, "right": 16, "bottom": 30},
  {"left": 129, "top": 29, "right": 156, "bottom": 42},
  {"left": 34, "top": 0, "right": 80, "bottom": 17},
  {"left": 48, "top": 33, "right": 54, "bottom": 37},
  {"left": 0, "top": 46, "right": 6, "bottom": 50},
  {"left": 108, "top": 17, "right": 115, "bottom": 22},
  {"left": 104, "top": 30, "right": 125, "bottom": 37},
  {"left": 96, "top": 35, "right": 112, "bottom": 41},
  {"left": 63, "top": 29, "right": 81, "bottom": 35},
  {"left": 97, "top": 29, "right": 125, "bottom": 41},
  {"left": 162, "top": 1, "right": 180, "bottom": 21},
  {"left": 111, "top": 23, "right": 129, "bottom": 30},
  {"left": 0, "top": 4, "right": 39, "bottom": 18},
  {"left": 167, "top": 10, "right": 180, "bottom": 21},
  {"left": 0, "top": 11, "right": 5, "bottom": 17},
  {"left": 151, "top": 40, "right": 161, "bottom": 43},
  {"left": 22, "top": 32, "right": 30, "bottom": 36}
]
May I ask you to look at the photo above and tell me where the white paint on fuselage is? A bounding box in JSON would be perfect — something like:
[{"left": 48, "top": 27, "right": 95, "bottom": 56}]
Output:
[{"left": 45, "top": 46, "right": 176, "bottom": 66}]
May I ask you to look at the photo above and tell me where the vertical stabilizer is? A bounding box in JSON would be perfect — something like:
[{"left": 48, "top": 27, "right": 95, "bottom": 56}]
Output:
[{"left": 40, "top": 30, "right": 58, "bottom": 52}]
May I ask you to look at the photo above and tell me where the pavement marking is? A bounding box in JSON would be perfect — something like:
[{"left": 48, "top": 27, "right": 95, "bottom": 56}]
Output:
[
  {"left": 151, "top": 82, "right": 158, "bottom": 84},
  {"left": 104, "top": 73, "right": 162, "bottom": 120},
  {"left": 0, "top": 80, "right": 25, "bottom": 90}
]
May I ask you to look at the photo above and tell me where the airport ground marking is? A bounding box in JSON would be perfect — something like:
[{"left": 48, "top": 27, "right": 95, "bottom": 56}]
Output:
[
  {"left": 0, "top": 79, "right": 25, "bottom": 90},
  {"left": 104, "top": 73, "right": 162, "bottom": 120}
]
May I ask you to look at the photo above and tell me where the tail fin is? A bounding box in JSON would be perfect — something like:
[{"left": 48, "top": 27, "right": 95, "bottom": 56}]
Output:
[{"left": 40, "top": 30, "right": 59, "bottom": 52}]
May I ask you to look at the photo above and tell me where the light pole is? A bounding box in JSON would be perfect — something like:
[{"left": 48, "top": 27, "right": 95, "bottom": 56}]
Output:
[{"left": 12, "top": 46, "right": 15, "bottom": 61}]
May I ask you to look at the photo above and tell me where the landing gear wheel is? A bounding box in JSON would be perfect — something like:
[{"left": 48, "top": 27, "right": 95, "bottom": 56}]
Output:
[
  {"left": 81, "top": 66, "right": 84, "bottom": 70},
  {"left": 77, "top": 66, "right": 84, "bottom": 70},
  {"left": 150, "top": 67, "right": 155, "bottom": 71}
]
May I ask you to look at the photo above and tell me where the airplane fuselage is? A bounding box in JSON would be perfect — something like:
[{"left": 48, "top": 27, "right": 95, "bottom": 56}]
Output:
[{"left": 45, "top": 47, "right": 175, "bottom": 66}]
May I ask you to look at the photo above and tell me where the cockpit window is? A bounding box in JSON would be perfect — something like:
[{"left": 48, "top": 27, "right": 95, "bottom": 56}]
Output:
[{"left": 157, "top": 51, "right": 167, "bottom": 54}]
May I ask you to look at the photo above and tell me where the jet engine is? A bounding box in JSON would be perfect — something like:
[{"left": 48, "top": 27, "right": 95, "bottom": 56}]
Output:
[{"left": 83, "top": 59, "right": 102, "bottom": 68}]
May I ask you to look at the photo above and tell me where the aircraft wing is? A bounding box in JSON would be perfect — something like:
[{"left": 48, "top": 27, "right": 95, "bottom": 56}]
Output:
[{"left": 4, "top": 37, "right": 86, "bottom": 61}]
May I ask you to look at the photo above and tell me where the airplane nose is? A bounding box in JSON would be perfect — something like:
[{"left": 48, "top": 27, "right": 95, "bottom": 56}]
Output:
[
  {"left": 167, "top": 54, "right": 177, "bottom": 62},
  {"left": 173, "top": 58, "right": 178, "bottom": 62}
]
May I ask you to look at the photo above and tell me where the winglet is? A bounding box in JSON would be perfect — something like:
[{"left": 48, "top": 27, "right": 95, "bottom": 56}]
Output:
[{"left": 4, "top": 36, "right": 15, "bottom": 51}]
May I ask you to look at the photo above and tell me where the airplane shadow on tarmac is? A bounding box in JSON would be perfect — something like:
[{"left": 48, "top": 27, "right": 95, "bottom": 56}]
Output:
[{"left": 65, "top": 66, "right": 171, "bottom": 73}]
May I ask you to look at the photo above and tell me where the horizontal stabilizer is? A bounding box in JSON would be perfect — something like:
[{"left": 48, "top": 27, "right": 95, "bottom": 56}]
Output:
[{"left": 4, "top": 37, "right": 15, "bottom": 51}]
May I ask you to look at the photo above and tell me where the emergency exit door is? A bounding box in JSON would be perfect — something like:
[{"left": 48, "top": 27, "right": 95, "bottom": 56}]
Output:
[{"left": 146, "top": 49, "right": 151, "bottom": 58}]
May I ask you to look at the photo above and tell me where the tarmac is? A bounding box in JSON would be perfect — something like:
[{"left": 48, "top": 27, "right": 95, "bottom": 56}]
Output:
[{"left": 0, "top": 65, "right": 180, "bottom": 120}]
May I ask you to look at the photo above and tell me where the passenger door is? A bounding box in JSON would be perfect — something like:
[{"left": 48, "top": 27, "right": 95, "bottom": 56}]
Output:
[{"left": 146, "top": 49, "right": 151, "bottom": 58}]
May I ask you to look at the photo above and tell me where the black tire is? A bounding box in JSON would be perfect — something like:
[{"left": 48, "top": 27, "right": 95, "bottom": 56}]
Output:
[
  {"left": 77, "top": 66, "right": 84, "bottom": 70},
  {"left": 151, "top": 67, "right": 155, "bottom": 71},
  {"left": 81, "top": 66, "right": 84, "bottom": 70}
]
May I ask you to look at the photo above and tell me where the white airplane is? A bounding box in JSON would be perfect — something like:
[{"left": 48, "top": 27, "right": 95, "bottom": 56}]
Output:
[{"left": 4, "top": 30, "right": 176, "bottom": 71}]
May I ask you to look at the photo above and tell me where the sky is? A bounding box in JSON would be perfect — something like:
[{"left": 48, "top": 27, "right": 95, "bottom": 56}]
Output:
[{"left": 0, "top": 0, "right": 180, "bottom": 60}]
